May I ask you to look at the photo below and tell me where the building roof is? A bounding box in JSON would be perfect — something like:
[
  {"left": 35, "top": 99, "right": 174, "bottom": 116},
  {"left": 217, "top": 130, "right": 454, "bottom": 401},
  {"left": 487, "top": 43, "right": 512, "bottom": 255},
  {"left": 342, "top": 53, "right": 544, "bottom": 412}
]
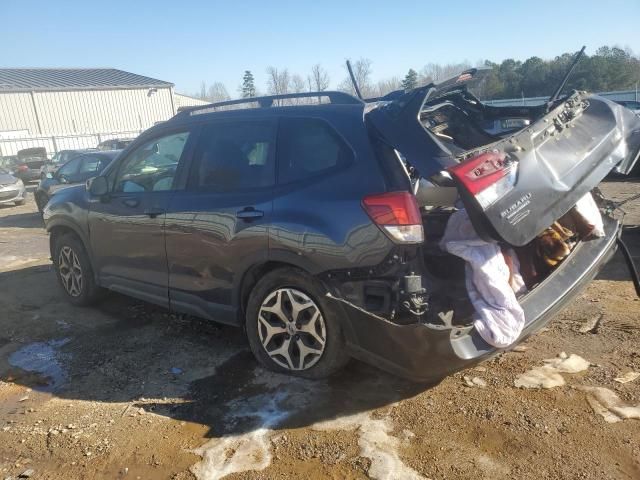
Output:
[{"left": 0, "top": 68, "right": 173, "bottom": 92}]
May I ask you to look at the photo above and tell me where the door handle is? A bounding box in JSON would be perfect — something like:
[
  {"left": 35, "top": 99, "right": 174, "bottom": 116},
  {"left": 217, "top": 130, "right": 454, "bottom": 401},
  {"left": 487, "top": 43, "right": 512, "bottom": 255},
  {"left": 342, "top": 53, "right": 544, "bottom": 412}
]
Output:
[
  {"left": 122, "top": 198, "right": 140, "bottom": 208},
  {"left": 144, "top": 207, "right": 166, "bottom": 218},
  {"left": 236, "top": 207, "right": 264, "bottom": 221}
]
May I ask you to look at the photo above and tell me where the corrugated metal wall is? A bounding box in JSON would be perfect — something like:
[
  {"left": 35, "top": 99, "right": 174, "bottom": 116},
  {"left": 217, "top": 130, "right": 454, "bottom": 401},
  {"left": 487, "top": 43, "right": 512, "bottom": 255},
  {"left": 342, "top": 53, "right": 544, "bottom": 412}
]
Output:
[
  {"left": 174, "top": 93, "right": 209, "bottom": 110},
  {"left": 0, "top": 87, "right": 175, "bottom": 136},
  {"left": 0, "top": 92, "right": 41, "bottom": 134}
]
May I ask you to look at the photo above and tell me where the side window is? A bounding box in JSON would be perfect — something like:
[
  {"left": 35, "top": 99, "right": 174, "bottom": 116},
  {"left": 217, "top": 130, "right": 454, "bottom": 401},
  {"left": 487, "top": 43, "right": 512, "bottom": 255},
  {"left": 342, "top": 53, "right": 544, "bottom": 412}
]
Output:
[
  {"left": 277, "top": 117, "right": 354, "bottom": 184},
  {"left": 57, "top": 157, "right": 82, "bottom": 177},
  {"left": 79, "top": 155, "right": 102, "bottom": 174},
  {"left": 114, "top": 131, "right": 190, "bottom": 193},
  {"left": 189, "top": 121, "right": 275, "bottom": 192}
]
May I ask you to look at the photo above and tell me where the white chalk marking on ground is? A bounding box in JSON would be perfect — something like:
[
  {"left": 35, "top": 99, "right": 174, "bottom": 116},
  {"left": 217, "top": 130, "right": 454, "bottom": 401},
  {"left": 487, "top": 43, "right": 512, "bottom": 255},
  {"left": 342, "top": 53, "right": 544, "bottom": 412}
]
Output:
[
  {"left": 313, "top": 412, "right": 424, "bottom": 480},
  {"left": 191, "top": 391, "right": 290, "bottom": 480},
  {"left": 191, "top": 370, "right": 423, "bottom": 480},
  {"left": 514, "top": 352, "right": 590, "bottom": 389},
  {"left": 579, "top": 386, "right": 640, "bottom": 423}
]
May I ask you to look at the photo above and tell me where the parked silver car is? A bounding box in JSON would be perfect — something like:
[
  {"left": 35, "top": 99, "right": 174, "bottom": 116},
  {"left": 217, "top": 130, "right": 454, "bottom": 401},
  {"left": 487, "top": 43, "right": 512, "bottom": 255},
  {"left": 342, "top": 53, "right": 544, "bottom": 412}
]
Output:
[{"left": 0, "top": 166, "right": 27, "bottom": 206}]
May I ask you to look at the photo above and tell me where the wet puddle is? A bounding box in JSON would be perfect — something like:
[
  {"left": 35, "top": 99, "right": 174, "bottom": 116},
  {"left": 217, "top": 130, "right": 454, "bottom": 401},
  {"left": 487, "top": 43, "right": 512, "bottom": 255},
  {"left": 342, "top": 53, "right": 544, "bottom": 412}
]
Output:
[{"left": 8, "top": 338, "right": 71, "bottom": 391}]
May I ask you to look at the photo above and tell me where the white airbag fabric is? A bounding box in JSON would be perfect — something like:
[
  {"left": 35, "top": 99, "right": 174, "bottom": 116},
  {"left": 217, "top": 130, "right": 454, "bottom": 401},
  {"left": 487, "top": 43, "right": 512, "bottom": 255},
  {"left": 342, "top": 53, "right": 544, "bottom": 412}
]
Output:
[{"left": 440, "top": 209, "right": 526, "bottom": 348}]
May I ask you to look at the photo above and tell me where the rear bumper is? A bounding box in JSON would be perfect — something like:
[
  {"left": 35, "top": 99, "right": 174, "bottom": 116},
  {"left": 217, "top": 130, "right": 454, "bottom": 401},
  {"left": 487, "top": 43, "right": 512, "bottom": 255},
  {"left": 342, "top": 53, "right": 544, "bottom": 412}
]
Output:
[{"left": 334, "top": 215, "right": 621, "bottom": 382}]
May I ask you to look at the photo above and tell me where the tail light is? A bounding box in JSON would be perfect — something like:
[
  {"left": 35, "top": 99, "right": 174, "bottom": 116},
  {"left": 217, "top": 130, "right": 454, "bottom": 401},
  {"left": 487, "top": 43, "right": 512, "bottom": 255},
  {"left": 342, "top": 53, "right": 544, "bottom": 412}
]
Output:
[
  {"left": 362, "top": 191, "right": 424, "bottom": 244},
  {"left": 448, "top": 150, "right": 516, "bottom": 209},
  {"left": 17, "top": 165, "right": 29, "bottom": 172}
]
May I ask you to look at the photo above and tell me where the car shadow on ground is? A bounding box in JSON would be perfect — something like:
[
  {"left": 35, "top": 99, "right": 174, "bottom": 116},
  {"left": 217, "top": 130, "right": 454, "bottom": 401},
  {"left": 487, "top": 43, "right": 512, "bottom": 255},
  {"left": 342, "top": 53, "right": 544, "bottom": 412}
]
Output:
[
  {"left": 596, "top": 227, "right": 639, "bottom": 282},
  {"left": 0, "top": 265, "right": 433, "bottom": 443},
  {"left": 0, "top": 210, "right": 44, "bottom": 229}
]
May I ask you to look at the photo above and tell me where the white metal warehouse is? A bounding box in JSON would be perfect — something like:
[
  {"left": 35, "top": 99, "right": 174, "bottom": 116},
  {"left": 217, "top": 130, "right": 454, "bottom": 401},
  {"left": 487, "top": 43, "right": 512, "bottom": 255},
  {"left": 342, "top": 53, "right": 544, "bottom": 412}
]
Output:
[
  {"left": 0, "top": 68, "right": 179, "bottom": 136},
  {"left": 0, "top": 68, "right": 206, "bottom": 157}
]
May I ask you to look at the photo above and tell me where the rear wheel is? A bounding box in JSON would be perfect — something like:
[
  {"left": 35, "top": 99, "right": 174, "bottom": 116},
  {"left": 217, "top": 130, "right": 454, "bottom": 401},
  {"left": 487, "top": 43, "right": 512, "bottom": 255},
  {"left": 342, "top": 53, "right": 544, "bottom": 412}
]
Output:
[
  {"left": 53, "top": 233, "right": 102, "bottom": 306},
  {"left": 245, "top": 268, "right": 349, "bottom": 378}
]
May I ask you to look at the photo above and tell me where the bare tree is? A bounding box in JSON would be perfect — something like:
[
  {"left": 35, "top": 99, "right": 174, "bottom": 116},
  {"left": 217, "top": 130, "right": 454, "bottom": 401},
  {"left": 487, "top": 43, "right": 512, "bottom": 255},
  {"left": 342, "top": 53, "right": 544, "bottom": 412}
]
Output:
[
  {"left": 419, "top": 62, "right": 471, "bottom": 85},
  {"left": 199, "top": 81, "right": 207, "bottom": 100},
  {"left": 207, "top": 82, "right": 230, "bottom": 103},
  {"left": 374, "top": 77, "right": 402, "bottom": 97},
  {"left": 338, "top": 58, "right": 374, "bottom": 98},
  {"left": 289, "top": 74, "right": 307, "bottom": 104},
  {"left": 266, "top": 66, "right": 291, "bottom": 105},
  {"left": 308, "top": 64, "right": 330, "bottom": 92}
]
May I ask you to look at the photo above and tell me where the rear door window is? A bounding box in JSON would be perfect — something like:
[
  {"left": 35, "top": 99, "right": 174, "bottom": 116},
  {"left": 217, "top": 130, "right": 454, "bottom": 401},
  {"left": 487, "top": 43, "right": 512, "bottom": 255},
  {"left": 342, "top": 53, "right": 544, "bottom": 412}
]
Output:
[
  {"left": 277, "top": 117, "right": 354, "bottom": 184},
  {"left": 188, "top": 120, "right": 276, "bottom": 192}
]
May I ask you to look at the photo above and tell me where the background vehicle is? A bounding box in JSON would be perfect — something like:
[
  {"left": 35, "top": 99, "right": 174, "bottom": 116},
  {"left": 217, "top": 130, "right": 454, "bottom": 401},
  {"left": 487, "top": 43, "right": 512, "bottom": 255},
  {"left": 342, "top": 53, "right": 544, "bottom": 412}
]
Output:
[
  {"left": 97, "top": 138, "right": 134, "bottom": 151},
  {"left": 0, "top": 166, "right": 26, "bottom": 206},
  {"left": 12, "top": 147, "right": 48, "bottom": 182},
  {"left": 614, "top": 100, "right": 640, "bottom": 115},
  {"left": 35, "top": 150, "right": 119, "bottom": 212},
  {"left": 40, "top": 149, "right": 97, "bottom": 180},
  {"left": 43, "top": 77, "right": 640, "bottom": 381}
]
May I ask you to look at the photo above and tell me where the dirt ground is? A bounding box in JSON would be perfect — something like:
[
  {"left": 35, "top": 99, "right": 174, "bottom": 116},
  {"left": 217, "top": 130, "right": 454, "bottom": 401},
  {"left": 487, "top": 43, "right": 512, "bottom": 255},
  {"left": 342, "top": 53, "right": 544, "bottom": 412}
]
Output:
[{"left": 0, "top": 180, "right": 639, "bottom": 480}]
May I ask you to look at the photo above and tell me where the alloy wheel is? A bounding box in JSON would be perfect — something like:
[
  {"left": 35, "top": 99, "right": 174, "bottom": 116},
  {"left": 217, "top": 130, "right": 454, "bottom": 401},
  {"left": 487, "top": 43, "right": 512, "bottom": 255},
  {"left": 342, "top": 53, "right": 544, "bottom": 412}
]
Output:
[
  {"left": 58, "top": 246, "right": 83, "bottom": 297},
  {"left": 257, "top": 288, "right": 326, "bottom": 370}
]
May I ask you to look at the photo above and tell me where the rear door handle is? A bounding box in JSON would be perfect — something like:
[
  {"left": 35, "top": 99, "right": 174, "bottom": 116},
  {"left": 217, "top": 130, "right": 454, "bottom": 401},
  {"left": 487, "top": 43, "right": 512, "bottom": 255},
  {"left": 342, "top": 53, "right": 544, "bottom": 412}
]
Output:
[
  {"left": 236, "top": 208, "right": 264, "bottom": 220},
  {"left": 122, "top": 198, "right": 140, "bottom": 208},
  {"left": 144, "top": 207, "right": 166, "bottom": 218}
]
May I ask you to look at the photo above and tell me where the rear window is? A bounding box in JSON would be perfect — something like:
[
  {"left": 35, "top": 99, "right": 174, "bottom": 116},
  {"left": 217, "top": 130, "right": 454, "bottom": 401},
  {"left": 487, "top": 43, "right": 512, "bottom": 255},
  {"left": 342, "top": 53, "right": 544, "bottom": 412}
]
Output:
[
  {"left": 189, "top": 121, "right": 275, "bottom": 192},
  {"left": 277, "top": 117, "right": 353, "bottom": 184}
]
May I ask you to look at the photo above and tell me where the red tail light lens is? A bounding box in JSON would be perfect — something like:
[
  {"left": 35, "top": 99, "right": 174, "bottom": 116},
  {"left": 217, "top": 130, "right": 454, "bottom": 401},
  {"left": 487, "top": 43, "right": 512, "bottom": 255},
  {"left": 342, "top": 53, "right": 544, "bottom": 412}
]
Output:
[
  {"left": 448, "top": 151, "right": 510, "bottom": 195},
  {"left": 17, "top": 165, "right": 29, "bottom": 172},
  {"left": 362, "top": 191, "right": 423, "bottom": 243}
]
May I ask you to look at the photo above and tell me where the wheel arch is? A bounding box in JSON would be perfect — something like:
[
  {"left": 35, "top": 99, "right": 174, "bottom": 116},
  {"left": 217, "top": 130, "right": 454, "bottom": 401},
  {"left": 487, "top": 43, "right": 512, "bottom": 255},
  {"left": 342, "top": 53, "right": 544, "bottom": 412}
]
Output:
[{"left": 47, "top": 219, "right": 97, "bottom": 280}]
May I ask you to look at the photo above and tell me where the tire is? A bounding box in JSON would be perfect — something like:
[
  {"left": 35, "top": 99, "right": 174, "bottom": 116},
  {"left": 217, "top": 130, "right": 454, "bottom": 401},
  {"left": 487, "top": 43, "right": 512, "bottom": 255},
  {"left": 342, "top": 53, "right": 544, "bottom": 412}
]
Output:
[
  {"left": 245, "top": 267, "right": 349, "bottom": 379},
  {"left": 35, "top": 193, "right": 48, "bottom": 212},
  {"left": 53, "top": 233, "right": 102, "bottom": 306}
]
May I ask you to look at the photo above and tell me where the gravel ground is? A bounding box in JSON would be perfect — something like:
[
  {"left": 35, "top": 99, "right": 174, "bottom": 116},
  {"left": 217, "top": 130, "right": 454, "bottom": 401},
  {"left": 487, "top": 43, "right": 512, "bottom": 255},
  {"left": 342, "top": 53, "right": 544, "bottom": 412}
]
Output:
[{"left": 0, "top": 180, "right": 639, "bottom": 480}]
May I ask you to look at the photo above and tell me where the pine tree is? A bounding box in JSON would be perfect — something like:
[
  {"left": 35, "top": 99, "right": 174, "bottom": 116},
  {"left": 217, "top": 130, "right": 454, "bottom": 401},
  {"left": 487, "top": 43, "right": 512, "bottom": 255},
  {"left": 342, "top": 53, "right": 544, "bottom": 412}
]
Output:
[
  {"left": 242, "top": 70, "right": 256, "bottom": 98},
  {"left": 401, "top": 69, "right": 418, "bottom": 91}
]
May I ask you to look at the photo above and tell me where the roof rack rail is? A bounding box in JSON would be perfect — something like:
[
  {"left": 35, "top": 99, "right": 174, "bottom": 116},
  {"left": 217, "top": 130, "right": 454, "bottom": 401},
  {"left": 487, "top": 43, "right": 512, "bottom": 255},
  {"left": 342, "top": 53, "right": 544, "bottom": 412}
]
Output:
[{"left": 179, "top": 90, "right": 363, "bottom": 116}]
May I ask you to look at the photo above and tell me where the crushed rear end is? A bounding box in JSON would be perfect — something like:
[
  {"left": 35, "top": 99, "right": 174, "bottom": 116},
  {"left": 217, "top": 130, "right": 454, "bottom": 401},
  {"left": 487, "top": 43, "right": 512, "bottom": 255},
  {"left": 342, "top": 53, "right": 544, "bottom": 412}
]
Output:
[{"left": 328, "top": 74, "right": 640, "bottom": 381}]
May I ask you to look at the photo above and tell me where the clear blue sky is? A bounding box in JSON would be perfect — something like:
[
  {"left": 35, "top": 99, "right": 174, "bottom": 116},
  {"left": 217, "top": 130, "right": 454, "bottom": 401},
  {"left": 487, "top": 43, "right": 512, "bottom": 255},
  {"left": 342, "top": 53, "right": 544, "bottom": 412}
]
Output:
[{"left": 3, "top": 0, "right": 639, "bottom": 96}]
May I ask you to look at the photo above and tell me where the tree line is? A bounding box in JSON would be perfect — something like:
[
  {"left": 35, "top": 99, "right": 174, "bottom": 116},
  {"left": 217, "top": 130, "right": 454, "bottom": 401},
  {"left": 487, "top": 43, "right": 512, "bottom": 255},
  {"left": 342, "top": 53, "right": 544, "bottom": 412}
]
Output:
[{"left": 192, "top": 46, "right": 640, "bottom": 103}]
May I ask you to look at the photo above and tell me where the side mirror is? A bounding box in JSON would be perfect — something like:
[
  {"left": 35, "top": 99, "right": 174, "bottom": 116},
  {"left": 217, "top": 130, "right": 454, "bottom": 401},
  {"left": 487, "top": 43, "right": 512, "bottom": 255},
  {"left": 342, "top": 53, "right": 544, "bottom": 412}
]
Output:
[
  {"left": 45, "top": 172, "right": 53, "bottom": 179},
  {"left": 88, "top": 175, "right": 109, "bottom": 197}
]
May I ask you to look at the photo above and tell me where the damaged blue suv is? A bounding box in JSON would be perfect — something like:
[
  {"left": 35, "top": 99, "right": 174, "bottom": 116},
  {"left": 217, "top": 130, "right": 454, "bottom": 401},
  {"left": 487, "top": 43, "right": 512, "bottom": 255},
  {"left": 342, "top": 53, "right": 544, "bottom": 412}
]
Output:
[{"left": 43, "top": 69, "right": 640, "bottom": 381}]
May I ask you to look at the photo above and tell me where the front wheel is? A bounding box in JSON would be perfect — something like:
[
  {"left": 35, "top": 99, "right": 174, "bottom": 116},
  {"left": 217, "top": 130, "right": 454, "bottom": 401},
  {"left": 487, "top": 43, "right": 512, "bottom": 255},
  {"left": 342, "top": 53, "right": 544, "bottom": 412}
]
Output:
[
  {"left": 53, "top": 233, "right": 102, "bottom": 306},
  {"left": 245, "top": 267, "right": 349, "bottom": 379},
  {"left": 35, "top": 192, "right": 48, "bottom": 212}
]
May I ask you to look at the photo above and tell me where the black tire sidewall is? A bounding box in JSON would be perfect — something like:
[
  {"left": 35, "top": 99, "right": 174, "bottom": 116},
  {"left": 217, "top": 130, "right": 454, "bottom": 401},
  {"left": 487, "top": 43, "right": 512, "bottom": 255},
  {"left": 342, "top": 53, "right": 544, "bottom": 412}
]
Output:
[
  {"left": 53, "top": 234, "right": 100, "bottom": 306},
  {"left": 245, "top": 267, "right": 348, "bottom": 379}
]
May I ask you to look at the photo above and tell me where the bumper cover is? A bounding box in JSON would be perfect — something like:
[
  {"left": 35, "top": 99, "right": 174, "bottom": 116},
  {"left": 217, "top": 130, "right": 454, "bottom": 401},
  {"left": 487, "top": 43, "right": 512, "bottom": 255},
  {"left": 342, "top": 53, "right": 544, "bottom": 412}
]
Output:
[
  {"left": 334, "top": 215, "right": 621, "bottom": 382},
  {"left": 0, "top": 184, "right": 26, "bottom": 204}
]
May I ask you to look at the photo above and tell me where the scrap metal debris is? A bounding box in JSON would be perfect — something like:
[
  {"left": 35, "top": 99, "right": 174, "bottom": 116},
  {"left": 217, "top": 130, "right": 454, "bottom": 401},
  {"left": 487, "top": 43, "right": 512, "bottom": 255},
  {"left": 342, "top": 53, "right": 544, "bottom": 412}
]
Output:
[{"left": 514, "top": 352, "right": 591, "bottom": 389}]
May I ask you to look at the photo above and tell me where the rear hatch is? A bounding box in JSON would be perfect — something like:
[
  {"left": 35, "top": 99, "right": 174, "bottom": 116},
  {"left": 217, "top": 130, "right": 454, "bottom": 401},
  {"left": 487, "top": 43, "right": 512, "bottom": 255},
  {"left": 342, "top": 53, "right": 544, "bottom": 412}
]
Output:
[{"left": 367, "top": 85, "right": 640, "bottom": 246}]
